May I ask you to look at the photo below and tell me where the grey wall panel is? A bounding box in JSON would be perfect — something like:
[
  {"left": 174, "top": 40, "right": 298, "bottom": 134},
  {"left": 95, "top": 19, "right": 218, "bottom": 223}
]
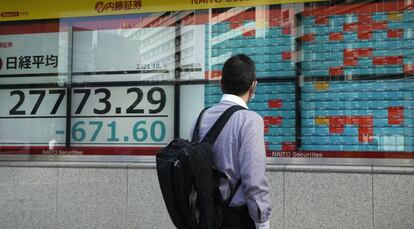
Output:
[
  {"left": 127, "top": 168, "right": 174, "bottom": 229},
  {"left": 56, "top": 168, "right": 127, "bottom": 229},
  {"left": 0, "top": 167, "right": 57, "bottom": 229},
  {"left": 126, "top": 168, "right": 283, "bottom": 229},
  {"left": 267, "top": 171, "right": 284, "bottom": 229},
  {"left": 373, "top": 173, "right": 414, "bottom": 229},
  {"left": 284, "top": 171, "right": 373, "bottom": 229},
  {"left": 2, "top": 162, "right": 414, "bottom": 229}
]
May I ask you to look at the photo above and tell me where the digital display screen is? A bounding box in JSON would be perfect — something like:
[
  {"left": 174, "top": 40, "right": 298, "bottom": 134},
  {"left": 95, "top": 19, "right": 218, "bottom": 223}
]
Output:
[
  {"left": 1, "top": 1, "right": 414, "bottom": 159},
  {"left": 301, "top": 80, "right": 413, "bottom": 154},
  {"left": 302, "top": 3, "right": 414, "bottom": 78},
  {"left": 0, "top": 88, "right": 67, "bottom": 152},
  {"left": 70, "top": 86, "right": 174, "bottom": 152}
]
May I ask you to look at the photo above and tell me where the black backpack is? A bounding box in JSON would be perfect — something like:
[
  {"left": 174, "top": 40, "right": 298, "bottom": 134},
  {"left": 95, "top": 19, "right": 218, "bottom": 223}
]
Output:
[{"left": 156, "top": 105, "right": 245, "bottom": 229}]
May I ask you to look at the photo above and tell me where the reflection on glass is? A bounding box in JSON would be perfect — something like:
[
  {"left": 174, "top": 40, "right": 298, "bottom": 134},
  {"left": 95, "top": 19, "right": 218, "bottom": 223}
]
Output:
[
  {"left": 206, "top": 6, "right": 296, "bottom": 80},
  {"left": 0, "top": 20, "right": 69, "bottom": 85},
  {"left": 71, "top": 14, "right": 177, "bottom": 82}
]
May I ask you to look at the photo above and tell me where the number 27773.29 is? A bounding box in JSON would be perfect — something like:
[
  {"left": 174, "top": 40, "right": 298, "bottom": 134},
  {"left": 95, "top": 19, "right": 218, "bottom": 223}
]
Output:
[{"left": 8, "top": 87, "right": 166, "bottom": 116}]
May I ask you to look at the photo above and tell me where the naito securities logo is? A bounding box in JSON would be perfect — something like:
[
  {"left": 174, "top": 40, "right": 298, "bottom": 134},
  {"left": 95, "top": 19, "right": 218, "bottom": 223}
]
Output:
[{"left": 95, "top": 0, "right": 143, "bottom": 13}]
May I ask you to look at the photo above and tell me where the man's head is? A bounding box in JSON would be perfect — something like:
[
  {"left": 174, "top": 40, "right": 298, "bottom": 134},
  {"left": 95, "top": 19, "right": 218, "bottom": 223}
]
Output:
[{"left": 221, "top": 54, "right": 257, "bottom": 100}]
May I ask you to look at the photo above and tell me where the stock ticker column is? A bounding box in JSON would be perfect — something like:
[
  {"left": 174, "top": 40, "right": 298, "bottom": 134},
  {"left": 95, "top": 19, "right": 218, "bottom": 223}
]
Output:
[
  {"left": 204, "top": 7, "right": 297, "bottom": 156},
  {"left": 300, "top": 1, "right": 414, "bottom": 156}
]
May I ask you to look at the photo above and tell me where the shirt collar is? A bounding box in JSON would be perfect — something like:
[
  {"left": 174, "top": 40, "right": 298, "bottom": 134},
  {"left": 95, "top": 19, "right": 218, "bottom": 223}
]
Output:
[{"left": 220, "top": 94, "right": 248, "bottom": 109}]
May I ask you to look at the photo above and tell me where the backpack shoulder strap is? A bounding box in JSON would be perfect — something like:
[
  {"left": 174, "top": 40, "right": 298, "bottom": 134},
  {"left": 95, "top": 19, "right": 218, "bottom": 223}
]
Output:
[
  {"left": 226, "top": 178, "right": 242, "bottom": 206},
  {"left": 202, "top": 105, "right": 246, "bottom": 144},
  {"left": 191, "top": 107, "right": 209, "bottom": 142}
]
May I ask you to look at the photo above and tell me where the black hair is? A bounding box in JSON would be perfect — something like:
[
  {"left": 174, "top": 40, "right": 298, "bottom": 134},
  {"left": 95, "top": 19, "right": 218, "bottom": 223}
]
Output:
[{"left": 221, "top": 54, "right": 256, "bottom": 96}]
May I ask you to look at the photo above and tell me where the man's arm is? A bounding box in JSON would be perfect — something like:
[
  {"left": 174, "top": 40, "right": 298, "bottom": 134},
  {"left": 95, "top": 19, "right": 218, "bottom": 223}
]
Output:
[{"left": 238, "top": 113, "right": 272, "bottom": 226}]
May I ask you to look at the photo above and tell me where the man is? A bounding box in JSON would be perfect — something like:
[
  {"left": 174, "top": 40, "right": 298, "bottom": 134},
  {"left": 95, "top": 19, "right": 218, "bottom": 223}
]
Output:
[{"left": 191, "top": 54, "right": 271, "bottom": 229}]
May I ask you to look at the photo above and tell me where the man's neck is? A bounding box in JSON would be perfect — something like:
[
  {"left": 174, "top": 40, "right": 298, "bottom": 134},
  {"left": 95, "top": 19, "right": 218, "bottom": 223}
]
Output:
[{"left": 240, "top": 92, "right": 250, "bottom": 104}]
